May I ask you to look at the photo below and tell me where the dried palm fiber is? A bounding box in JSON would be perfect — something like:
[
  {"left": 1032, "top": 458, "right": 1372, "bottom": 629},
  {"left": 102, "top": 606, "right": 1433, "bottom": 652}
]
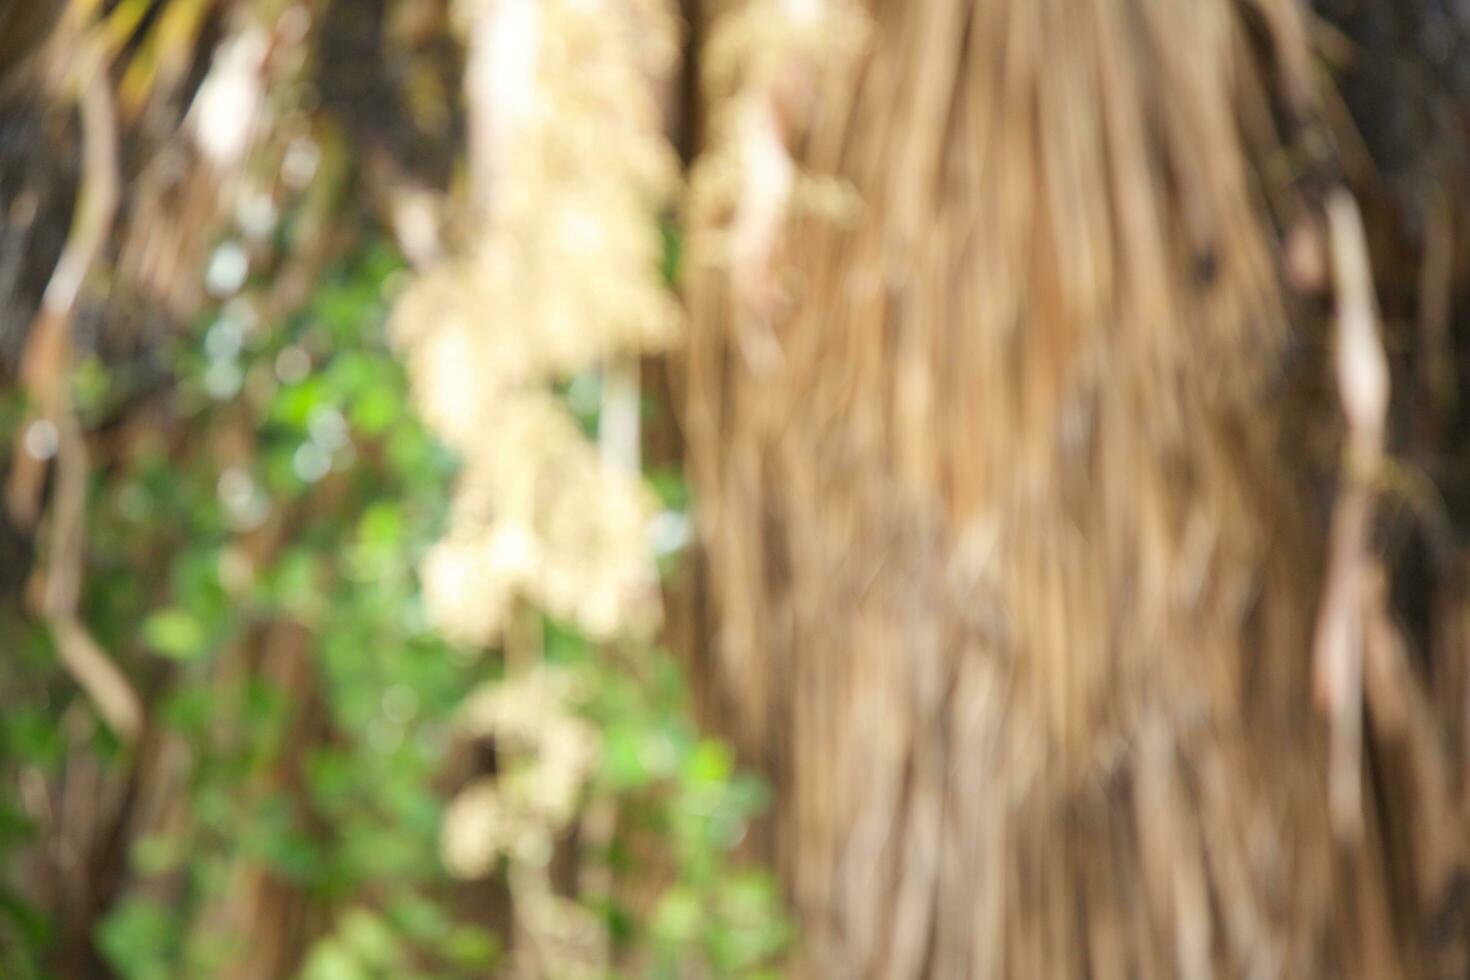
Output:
[
  {"left": 390, "top": 0, "right": 681, "bottom": 973},
  {"left": 684, "top": 0, "right": 1470, "bottom": 976}
]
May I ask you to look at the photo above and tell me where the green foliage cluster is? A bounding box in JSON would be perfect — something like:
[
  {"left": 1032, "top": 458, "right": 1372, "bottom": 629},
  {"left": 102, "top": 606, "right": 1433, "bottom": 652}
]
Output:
[{"left": 0, "top": 229, "right": 787, "bottom": 976}]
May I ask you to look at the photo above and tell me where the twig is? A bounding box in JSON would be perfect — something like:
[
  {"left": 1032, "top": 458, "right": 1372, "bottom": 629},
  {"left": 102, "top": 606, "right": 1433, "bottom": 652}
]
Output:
[
  {"left": 6, "top": 51, "right": 119, "bottom": 526},
  {"left": 1312, "top": 187, "right": 1388, "bottom": 842},
  {"left": 8, "top": 56, "right": 142, "bottom": 741}
]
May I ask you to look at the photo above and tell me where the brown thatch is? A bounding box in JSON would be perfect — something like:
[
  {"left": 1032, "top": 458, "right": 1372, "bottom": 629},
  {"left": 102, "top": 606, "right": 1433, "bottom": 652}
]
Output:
[{"left": 683, "top": 0, "right": 1470, "bottom": 975}]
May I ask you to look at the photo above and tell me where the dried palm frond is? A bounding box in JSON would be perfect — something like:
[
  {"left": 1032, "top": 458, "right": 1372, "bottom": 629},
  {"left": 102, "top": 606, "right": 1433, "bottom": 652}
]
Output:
[{"left": 685, "top": 0, "right": 1470, "bottom": 975}]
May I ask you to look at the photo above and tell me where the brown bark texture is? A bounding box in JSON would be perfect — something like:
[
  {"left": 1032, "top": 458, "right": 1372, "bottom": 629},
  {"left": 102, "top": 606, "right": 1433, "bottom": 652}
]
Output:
[{"left": 683, "top": 0, "right": 1470, "bottom": 976}]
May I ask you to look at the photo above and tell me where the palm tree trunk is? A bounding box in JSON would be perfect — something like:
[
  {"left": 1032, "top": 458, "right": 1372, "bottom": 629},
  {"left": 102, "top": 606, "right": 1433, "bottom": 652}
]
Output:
[{"left": 683, "top": 1, "right": 1470, "bottom": 975}]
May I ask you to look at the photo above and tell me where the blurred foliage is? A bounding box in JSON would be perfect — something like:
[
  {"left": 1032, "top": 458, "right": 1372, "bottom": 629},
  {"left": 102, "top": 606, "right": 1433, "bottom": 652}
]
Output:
[
  {"left": 88, "top": 239, "right": 492, "bottom": 978},
  {"left": 2, "top": 225, "right": 787, "bottom": 976},
  {"left": 0, "top": 1, "right": 789, "bottom": 975}
]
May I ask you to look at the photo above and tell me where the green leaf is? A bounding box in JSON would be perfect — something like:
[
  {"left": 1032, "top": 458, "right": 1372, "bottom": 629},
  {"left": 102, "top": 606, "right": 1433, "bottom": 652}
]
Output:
[
  {"left": 651, "top": 886, "right": 702, "bottom": 945},
  {"left": 141, "top": 608, "right": 207, "bottom": 661},
  {"left": 442, "top": 925, "right": 499, "bottom": 968},
  {"left": 544, "top": 618, "right": 589, "bottom": 664},
  {"left": 132, "top": 834, "right": 187, "bottom": 876},
  {"left": 3, "top": 707, "right": 63, "bottom": 767},
  {"left": 301, "top": 941, "right": 369, "bottom": 980},
  {"left": 159, "top": 685, "right": 213, "bottom": 734},
  {"left": 388, "top": 893, "right": 451, "bottom": 943},
  {"left": 0, "top": 882, "right": 52, "bottom": 964},
  {"left": 602, "top": 725, "right": 649, "bottom": 790},
  {"left": 96, "top": 898, "right": 176, "bottom": 980},
  {"left": 685, "top": 739, "right": 735, "bottom": 785},
  {"left": 339, "top": 909, "right": 401, "bottom": 969}
]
